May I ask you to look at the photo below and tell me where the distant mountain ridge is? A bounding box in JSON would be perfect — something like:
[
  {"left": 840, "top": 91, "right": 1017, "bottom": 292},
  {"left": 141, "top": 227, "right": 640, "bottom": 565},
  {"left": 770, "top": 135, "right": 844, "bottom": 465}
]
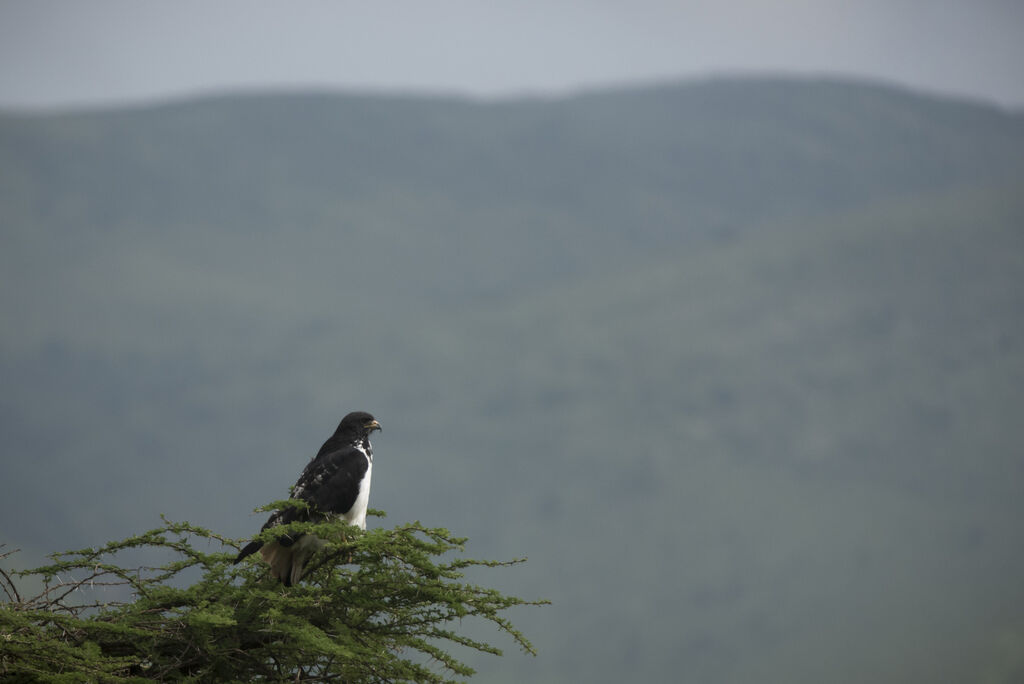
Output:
[{"left": 4, "top": 75, "right": 1023, "bottom": 230}]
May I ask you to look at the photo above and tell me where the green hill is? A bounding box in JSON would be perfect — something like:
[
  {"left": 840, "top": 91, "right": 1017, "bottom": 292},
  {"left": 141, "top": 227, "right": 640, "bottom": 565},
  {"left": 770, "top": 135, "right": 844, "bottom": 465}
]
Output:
[{"left": 2, "top": 77, "right": 1023, "bottom": 683}]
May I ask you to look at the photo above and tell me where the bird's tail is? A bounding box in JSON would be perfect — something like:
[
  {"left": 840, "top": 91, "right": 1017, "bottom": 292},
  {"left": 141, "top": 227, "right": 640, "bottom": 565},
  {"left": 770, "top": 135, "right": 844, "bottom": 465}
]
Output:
[{"left": 234, "top": 539, "right": 264, "bottom": 564}]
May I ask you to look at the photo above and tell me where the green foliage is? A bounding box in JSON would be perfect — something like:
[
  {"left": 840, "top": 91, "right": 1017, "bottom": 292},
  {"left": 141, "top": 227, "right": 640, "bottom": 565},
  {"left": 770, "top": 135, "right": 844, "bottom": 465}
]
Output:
[{"left": 0, "top": 512, "right": 545, "bottom": 682}]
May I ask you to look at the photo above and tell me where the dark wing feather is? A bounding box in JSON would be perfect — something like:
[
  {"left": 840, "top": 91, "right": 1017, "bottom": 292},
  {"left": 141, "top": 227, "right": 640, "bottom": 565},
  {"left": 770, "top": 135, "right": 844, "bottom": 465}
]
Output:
[
  {"left": 232, "top": 436, "right": 368, "bottom": 565},
  {"left": 303, "top": 444, "right": 369, "bottom": 517},
  {"left": 234, "top": 441, "right": 368, "bottom": 563},
  {"left": 233, "top": 499, "right": 306, "bottom": 561}
]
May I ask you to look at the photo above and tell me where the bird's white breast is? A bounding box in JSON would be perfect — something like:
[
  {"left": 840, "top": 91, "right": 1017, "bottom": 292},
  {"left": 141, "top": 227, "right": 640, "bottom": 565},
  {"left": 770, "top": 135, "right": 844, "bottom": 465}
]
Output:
[{"left": 343, "top": 452, "right": 372, "bottom": 530}]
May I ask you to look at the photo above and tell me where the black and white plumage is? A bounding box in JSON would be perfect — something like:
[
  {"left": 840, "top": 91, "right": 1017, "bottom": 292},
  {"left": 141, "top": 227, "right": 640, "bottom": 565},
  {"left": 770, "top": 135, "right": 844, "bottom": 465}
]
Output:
[{"left": 234, "top": 411, "right": 382, "bottom": 586}]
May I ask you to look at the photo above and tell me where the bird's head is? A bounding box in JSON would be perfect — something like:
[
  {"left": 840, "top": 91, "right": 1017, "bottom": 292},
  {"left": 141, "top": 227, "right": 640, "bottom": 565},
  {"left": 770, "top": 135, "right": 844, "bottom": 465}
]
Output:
[{"left": 336, "top": 411, "right": 382, "bottom": 439}]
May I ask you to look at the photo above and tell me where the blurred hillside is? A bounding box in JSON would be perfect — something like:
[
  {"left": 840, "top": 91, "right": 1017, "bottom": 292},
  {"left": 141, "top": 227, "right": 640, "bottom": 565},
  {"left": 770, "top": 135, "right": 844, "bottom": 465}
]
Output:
[{"left": 2, "top": 77, "right": 1024, "bottom": 683}]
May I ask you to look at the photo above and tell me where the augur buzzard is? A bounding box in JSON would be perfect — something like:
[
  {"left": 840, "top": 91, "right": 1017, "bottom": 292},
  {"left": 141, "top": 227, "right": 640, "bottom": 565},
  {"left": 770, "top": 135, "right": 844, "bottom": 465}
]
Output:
[{"left": 234, "top": 411, "right": 381, "bottom": 585}]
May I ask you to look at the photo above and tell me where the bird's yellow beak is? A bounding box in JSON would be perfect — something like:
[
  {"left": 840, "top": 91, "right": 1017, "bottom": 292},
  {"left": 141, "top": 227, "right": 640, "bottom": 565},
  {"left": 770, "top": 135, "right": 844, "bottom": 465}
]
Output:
[{"left": 366, "top": 419, "right": 382, "bottom": 433}]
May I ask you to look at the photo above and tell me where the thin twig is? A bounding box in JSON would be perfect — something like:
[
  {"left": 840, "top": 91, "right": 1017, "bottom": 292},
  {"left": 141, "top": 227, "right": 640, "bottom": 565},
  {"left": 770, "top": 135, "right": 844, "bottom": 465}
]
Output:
[{"left": 0, "top": 550, "right": 23, "bottom": 603}]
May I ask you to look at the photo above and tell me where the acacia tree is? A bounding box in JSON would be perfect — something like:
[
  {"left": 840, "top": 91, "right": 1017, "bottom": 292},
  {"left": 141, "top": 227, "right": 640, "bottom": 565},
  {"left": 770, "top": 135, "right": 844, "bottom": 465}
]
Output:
[{"left": 0, "top": 507, "right": 545, "bottom": 682}]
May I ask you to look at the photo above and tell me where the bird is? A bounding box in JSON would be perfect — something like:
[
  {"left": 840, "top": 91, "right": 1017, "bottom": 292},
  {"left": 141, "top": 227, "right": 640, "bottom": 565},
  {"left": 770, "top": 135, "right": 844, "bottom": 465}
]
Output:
[{"left": 234, "top": 411, "right": 382, "bottom": 586}]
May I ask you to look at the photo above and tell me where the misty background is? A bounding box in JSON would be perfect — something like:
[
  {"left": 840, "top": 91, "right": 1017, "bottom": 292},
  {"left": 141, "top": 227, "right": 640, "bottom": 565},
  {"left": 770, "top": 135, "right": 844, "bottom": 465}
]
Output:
[{"left": 2, "top": 3, "right": 1024, "bottom": 683}]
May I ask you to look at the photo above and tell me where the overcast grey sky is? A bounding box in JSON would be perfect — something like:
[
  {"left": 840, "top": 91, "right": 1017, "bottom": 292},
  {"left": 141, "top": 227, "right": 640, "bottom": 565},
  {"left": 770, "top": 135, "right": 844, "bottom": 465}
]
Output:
[{"left": 1, "top": 0, "right": 1022, "bottom": 110}]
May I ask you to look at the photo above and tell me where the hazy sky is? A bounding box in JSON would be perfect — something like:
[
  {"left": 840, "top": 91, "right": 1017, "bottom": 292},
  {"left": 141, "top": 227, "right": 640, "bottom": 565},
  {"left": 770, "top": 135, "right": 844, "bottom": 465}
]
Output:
[{"left": 1, "top": 0, "right": 1023, "bottom": 110}]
